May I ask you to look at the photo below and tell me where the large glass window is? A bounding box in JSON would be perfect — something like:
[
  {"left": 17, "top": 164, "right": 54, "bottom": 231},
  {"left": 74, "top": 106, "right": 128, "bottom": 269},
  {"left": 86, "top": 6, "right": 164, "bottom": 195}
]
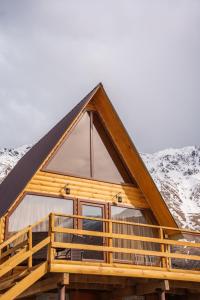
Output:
[
  {"left": 111, "top": 206, "right": 160, "bottom": 266},
  {"left": 93, "top": 113, "right": 130, "bottom": 183},
  {"left": 8, "top": 194, "right": 73, "bottom": 232},
  {"left": 45, "top": 112, "right": 91, "bottom": 178},
  {"left": 81, "top": 204, "right": 104, "bottom": 260},
  {"left": 44, "top": 111, "right": 132, "bottom": 184}
]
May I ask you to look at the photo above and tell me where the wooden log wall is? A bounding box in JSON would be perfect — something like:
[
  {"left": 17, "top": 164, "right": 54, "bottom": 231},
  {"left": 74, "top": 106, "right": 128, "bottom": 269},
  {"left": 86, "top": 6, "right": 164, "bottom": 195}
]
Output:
[
  {"left": 26, "top": 171, "right": 149, "bottom": 208},
  {"left": 0, "top": 217, "right": 5, "bottom": 243}
]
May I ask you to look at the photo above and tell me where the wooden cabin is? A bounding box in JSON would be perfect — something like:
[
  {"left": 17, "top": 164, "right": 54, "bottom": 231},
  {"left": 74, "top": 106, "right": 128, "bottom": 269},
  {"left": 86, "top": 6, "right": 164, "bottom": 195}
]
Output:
[{"left": 0, "top": 83, "right": 200, "bottom": 300}]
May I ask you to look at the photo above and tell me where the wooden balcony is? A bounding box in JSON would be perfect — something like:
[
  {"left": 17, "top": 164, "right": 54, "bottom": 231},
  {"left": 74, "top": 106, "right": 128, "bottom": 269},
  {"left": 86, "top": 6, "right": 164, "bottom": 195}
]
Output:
[
  {"left": 49, "top": 213, "right": 200, "bottom": 282},
  {"left": 0, "top": 213, "right": 200, "bottom": 299}
]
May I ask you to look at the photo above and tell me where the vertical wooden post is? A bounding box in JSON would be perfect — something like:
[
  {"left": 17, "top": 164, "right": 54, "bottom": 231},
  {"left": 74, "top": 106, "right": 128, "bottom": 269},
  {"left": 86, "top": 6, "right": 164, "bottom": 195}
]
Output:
[
  {"left": 28, "top": 226, "right": 32, "bottom": 268},
  {"left": 108, "top": 220, "right": 113, "bottom": 264},
  {"left": 160, "top": 227, "right": 166, "bottom": 268},
  {"left": 165, "top": 234, "right": 171, "bottom": 269},
  {"left": 58, "top": 284, "right": 66, "bottom": 300},
  {"left": 49, "top": 213, "right": 55, "bottom": 264}
]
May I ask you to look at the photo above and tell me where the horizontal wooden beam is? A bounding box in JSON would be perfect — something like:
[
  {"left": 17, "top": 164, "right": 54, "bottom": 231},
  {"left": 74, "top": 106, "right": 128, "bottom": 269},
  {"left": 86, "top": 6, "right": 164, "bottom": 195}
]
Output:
[
  {"left": 52, "top": 241, "right": 200, "bottom": 261},
  {"left": 50, "top": 263, "right": 200, "bottom": 282},
  {"left": 53, "top": 226, "right": 200, "bottom": 249},
  {"left": 53, "top": 212, "right": 200, "bottom": 235}
]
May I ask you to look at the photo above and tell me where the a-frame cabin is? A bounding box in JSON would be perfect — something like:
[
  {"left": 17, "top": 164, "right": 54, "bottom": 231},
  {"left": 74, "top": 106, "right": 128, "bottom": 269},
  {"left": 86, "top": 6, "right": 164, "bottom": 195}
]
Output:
[{"left": 0, "top": 84, "right": 199, "bottom": 300}]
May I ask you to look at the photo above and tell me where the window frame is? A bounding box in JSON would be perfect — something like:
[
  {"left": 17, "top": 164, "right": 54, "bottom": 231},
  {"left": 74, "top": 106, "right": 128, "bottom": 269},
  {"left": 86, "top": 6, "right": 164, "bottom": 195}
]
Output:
[
  {"left": 6, "top": 192, "right": 76, "bottom": 238},
  {"left": 43, "top": 110, "right": 135, "bottom": 186}
]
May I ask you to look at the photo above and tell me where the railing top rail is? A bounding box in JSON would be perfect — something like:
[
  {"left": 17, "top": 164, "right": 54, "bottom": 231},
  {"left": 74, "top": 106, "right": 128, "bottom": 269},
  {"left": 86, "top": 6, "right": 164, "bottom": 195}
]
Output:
[
  {"left": 0, "top": 215, "right": 49, "bottom": 250},
  {"left": 1, "top": 212, "right": 199, "bottom": 248},
  {"left": 53, "top": 213, "right": 200, "bottom": 236},
  {"left": 53, "top": 226, "right": 200, "bottom": 248}
]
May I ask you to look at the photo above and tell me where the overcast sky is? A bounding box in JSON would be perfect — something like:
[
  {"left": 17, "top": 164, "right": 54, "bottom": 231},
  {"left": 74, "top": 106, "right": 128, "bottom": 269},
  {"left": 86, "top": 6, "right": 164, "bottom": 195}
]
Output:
[{"left": 0, "top": 1, "right": 199, "bottom": 153}]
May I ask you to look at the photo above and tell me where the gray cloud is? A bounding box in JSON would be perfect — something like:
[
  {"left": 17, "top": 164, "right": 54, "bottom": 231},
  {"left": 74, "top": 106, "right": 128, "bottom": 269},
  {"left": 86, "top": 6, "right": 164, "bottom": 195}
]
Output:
[{"left": 0, "top": 0, "right": 199, "bottom": 152}]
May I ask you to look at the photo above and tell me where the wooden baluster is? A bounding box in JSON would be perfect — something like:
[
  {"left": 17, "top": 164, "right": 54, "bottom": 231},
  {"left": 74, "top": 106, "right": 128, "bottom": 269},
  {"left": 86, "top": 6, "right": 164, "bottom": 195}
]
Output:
[
  {"left": 160, "top": 227, "right": 166, "bottom": 268},
  {"left": 108, "top": 220, "right": 113, "bottom": 264},
  {"left": 49, "top": 213, "right": 55, "bottom": 264},
  {"left": 165, "top": 234, "right": 171, "bottom": 269},
  {"left": 28, "top": 226, "right": 32, "bottom": 268}
]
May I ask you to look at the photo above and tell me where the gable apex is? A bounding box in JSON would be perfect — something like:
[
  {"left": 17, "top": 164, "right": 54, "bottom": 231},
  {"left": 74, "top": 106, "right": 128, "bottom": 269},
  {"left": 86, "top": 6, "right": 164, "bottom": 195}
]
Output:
[{"left": 0, "top": 83, "right": 177, "bottom": 229}]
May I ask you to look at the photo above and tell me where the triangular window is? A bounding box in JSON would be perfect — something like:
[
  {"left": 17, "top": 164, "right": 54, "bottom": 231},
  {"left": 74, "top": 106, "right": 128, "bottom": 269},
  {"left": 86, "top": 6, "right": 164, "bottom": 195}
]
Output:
[{"left": 44, "top": 111, "right": 132, "bottom": 184}]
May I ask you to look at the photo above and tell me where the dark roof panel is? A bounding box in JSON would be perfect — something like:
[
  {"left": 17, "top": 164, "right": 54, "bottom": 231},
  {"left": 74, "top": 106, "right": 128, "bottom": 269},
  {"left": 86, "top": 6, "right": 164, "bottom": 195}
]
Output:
[{"left": 0, "top": 85, "right": 100, "bottom": 217}]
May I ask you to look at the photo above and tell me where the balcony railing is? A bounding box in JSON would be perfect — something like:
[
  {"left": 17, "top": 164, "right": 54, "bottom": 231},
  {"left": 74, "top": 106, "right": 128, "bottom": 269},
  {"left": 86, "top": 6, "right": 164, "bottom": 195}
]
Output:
[
  {"left": 50, "top": 213, "right": 200, "bottom": 272},
  {"left": 0, "top": 213, "right": 200, "bottom": 283}
]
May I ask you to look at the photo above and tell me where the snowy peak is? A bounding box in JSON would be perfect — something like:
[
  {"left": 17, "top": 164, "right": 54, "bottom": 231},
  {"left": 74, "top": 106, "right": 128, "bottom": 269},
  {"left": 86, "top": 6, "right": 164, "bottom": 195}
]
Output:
[
  {"left": 142, "top": 146, "right": 200, "bottom": 230},
  {"left": 0, "top": 145, "right": 31, "bottom": 183}
]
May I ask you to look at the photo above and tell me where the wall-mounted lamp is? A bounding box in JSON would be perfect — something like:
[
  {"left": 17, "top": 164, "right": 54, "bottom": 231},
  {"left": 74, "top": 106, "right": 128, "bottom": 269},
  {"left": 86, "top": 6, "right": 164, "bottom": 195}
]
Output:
[
  {"left": 117, "top": 195, "right": 122, "bottom": 203},
  {"left": 60, "top": 184, "right": 71, "bottom": 197},
  {"left": 112, "top": 192, "right": 123, "bottom": 204},
  {"left": 64, "top": 184, "right": 71, "bottom": 195}
]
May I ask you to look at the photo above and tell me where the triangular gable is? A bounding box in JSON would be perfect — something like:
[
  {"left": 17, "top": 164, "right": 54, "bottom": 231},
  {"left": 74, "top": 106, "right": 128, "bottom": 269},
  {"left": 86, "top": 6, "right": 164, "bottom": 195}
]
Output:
[
  {"left": 43, "top": 111, "right": 133, "bottom": 184},
  {"left": 0, "top": 83, "right": 177, "bottom": 229}
]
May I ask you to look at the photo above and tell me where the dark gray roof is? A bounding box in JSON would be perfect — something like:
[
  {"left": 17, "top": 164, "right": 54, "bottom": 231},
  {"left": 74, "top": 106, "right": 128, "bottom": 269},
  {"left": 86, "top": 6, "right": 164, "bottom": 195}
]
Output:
[{"left": 0, "top": 84, "right": 101, "bottom": 217}]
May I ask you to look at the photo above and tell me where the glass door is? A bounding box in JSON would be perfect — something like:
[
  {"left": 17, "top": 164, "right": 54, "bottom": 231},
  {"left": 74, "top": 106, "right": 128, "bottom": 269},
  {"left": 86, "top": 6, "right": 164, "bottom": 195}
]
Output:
[{"left": 79, "top": 201, "right": 105, "bottom": 261}]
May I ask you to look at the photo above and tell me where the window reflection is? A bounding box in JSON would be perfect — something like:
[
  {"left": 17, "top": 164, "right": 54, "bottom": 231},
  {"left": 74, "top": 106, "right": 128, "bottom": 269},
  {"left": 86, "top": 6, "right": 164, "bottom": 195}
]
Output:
[
  {"left": 8, "top": 195, "right": 73, "bottom": 232},
  {"left": 46, "top": 112, "right": 91, "bottom": 177},
  {"left": 81, "top": 204, "right": 104, "bottom": 260},
  {"left": 44, "top": 111, "right": 133, "bottom": 184},
  {"left": 111, "top": 206, "right": 160, "bottom": 266},
  {"left": 93, "top": 113, "right": 132, "bottom": 183}
]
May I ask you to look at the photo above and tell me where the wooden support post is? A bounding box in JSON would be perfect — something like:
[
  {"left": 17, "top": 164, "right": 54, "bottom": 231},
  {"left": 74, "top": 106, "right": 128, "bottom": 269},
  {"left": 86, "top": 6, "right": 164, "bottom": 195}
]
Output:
[
  {"left": 160, "top": 228, "right": 166, "bottom": 268},
  {"left": 48, "top": 213, "right": 55, "bottom": 263},
  {"left": 58, "top": 284, "right": 66, "bottom": 300},
  {"left": 165, "top": 234, "right": 171, "bottom": 269},
  {"left": 28, "top": 226, "right": 32, "bottom": 268},
  {"left": 108, "top": 220, "right": 113, "bottom": 264}
]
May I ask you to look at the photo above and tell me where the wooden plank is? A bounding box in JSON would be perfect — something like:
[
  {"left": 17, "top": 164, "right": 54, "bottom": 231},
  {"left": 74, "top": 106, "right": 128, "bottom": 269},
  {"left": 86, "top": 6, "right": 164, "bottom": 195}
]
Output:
[
  {"left": 52, "top": 241, "right": 200, "bottom": 261},
  {"left": 0, "top": 228, "right": 28, "bottom": 251},
  {"left": 0, "top": 240, "right": 27, "bottom": 260},
  {"left": 31, "top": 175, "right": 140, "bottom": 195},
  {"left": 18, "top": 273, "right": 69, "bottom": 299},
  {"left": 26, "top": 184, "right": 147, "bottom": 208},
  {"left": 0, "top": 215, "right": 48, "bottom": 251},
  {"left": 37, "top": 171, "right": 136, "bottom": 191},
  {"left": 53, "top": 226, "right": 200, "bottom": 248},
  {"left": 0, "top": 237, "right": 50, "bottom": 278},
  {"left": 29, "top": 182, "right": 146, "bottom": 206},
  {"left": 52, "top": 213, "right": 200, "bottom": 235},
  {"left": 0, "top": 262, "right": 48, "bottom": 300},
  {"left": 51, "top": 259, "right": 166, "bottom": 271},
  {"left": 50, "top": 263, "right": 200, "bottom": 282}
]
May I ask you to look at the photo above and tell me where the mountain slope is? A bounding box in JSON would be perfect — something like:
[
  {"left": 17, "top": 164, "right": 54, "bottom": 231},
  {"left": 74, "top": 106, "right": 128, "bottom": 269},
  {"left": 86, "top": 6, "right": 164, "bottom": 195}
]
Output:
[
  {"left": 0, "top": 145, "right": 199, "bottom": 230},
  {"left": 142, "top": 146, "right": 200, "bottom": 230}
]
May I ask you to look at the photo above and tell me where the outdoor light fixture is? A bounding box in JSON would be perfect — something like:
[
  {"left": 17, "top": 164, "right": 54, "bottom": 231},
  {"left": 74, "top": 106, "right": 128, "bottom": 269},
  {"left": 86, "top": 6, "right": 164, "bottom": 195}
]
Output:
[
  {"left": 117, "top": 195, "right": 122, "bottom": 203},
  {"left": 112, "top": 192, "right": 123, "bottom": 203},
  {"left": 64, "top": 185, "right": 71, "bottom": 195},
  {"left": 60, "top": 184, "right": 71, "bottom": 196}
]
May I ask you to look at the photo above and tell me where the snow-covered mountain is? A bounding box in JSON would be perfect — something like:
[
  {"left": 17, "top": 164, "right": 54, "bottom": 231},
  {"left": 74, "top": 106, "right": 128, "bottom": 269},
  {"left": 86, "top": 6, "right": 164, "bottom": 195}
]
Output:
[
  {"left": 142, "top": 146, "right": 200, "bottom": 231},
  {"left": 0, "top": 145, "right": 199, "bottom": 230},
  {"left": 0, "top": 145, "right": 31, "bottom": 183}
]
